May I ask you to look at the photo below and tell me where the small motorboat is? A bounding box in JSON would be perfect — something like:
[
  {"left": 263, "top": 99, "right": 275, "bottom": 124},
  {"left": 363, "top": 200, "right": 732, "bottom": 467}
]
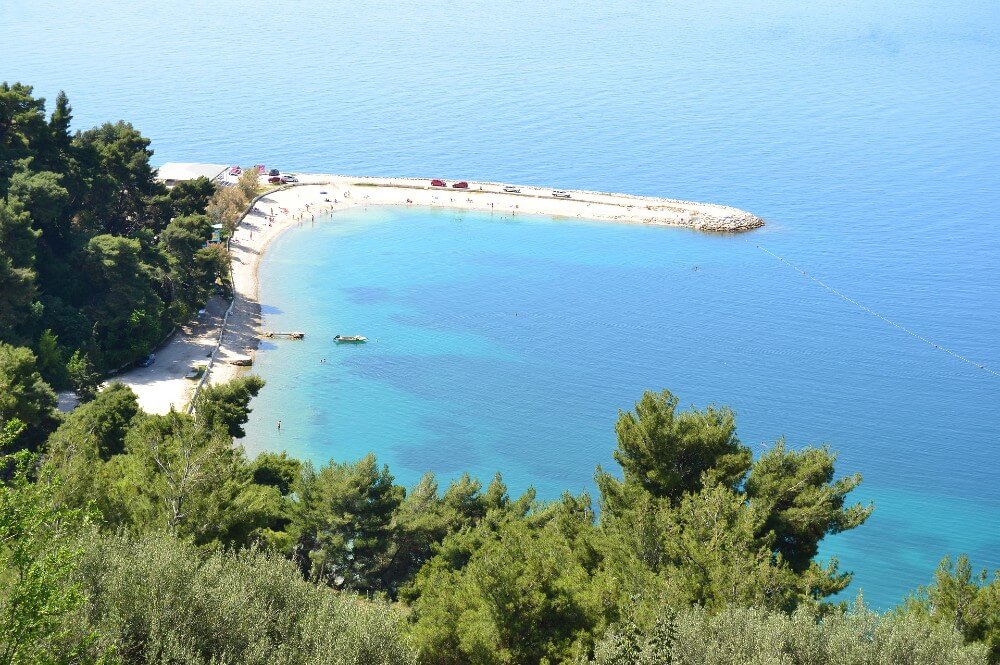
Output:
[{"left": 334, "top": 334, "right": 368, "bottom": 343}]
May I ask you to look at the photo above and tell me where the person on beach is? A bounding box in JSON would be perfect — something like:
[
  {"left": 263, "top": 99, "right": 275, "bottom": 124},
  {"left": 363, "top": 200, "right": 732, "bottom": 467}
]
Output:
[{"left": 277, "top": 420, "right": 282, "bottom": 431}]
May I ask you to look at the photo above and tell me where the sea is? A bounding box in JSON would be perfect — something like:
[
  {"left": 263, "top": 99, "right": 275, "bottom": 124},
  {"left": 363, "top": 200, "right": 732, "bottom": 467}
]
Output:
[{"left": 4, "top": 0, "right": 998, "bottom": 609}]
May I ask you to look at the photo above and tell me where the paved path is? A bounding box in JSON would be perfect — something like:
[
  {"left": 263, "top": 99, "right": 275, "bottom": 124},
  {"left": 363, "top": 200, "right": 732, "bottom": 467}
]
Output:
[{"left": 113, "top": 295, "right": 228, "bottom": 414}]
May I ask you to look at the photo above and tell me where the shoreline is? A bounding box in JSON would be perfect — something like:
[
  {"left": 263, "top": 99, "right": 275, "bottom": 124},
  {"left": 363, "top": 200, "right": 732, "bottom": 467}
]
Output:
[{"left": 133, "top": 173, "right": 764, "bottom": 405}]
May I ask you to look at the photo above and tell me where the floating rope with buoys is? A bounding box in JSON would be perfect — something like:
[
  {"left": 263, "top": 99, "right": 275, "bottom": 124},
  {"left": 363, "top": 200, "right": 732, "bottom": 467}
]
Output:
[{"left": 748, "top": 241, "right": 998, "bottom": 378}]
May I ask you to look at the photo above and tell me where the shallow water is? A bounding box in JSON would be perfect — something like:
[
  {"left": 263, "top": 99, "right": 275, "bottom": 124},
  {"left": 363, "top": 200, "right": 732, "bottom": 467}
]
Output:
[
  {"left": 5, "top": 0, "right": 999, "bottom": 609},
  {"left": 246, "top": 205, "right": 998, "bottom": 609}
]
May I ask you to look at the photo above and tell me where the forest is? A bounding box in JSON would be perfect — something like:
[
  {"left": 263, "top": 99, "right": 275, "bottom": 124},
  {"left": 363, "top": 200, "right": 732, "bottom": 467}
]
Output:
[{"left": 1, "top": 83, "right": 998, "bottom": 664}]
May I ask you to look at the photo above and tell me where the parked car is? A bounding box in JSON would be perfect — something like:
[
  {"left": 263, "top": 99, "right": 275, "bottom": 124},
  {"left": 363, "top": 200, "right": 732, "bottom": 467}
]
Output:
[
  {"left": 268, "top": 176, "right": 281, "bottom": 184},
  {"left": 452, "top": 181, "right": 469, "bottom": 189},
  {"left": 281, "top": 175, "right": 299, "bottom": 183},
  {"left": 138, "top": 353, "right": 155, "bottom": 368},
  {"left": 268, "top": 169, "right": 280, "bottom": 176},
  {"left": 431, "top": 179, "right": 447, "bottom": 187},
  {"left": 552, "top": 190, "right": 571, "bottom": 198},
  {"left": 255, "top": 164, "right": 266, "bottom": 174},
  {"left": 229, "top": 166, "right": 242, "bottom": 176},
  {"left": 503, "top": 185, "right": 521, "bottom": 193}
]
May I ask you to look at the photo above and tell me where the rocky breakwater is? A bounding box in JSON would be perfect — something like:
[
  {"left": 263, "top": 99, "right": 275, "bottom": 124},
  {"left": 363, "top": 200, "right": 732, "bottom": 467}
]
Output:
[{"left": 688, "top": 209, "right": 765, "bottom": 232}]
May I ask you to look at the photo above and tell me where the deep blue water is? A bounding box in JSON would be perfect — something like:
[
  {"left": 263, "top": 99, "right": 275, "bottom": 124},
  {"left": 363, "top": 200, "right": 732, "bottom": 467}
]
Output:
[{"left": 5, "top": 0, "right": 998, "bottom": 609}]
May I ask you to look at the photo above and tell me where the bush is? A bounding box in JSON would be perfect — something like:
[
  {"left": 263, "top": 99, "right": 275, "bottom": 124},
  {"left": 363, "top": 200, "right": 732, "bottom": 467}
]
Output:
[
  {"left": 591, "top": 602, "right": 988, "bottom": 665},
  {"left": 69, "top": 531, "right": 416, "bottom": 665}
]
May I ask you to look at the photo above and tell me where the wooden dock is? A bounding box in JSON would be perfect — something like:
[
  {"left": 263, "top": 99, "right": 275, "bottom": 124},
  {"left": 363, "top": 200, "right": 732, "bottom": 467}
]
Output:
[{"left": 262, "top": 331, "right": 305, "bottom": 339}]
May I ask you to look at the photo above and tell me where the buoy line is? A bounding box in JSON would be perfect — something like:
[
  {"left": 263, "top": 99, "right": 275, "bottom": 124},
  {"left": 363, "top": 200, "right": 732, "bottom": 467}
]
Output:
[{"left": 749, "top": 241, "right": 998, "bottom": 378}]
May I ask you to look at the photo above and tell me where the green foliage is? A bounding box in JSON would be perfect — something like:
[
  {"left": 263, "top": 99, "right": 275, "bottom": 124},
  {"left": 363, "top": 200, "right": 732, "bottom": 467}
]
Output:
[
  {"left": 397, "top": 389, "right": 878, "bottom": 663},
  {"left": 193, "top": 374, "right": 265, "bottom": 438},
  {"left": 0, "top": 82, "right": 47, "bottom": 193},
  {"left": 8, "top": 170, "right": 71, "bottom": 252},
  {"left": 0, "top": 445, "right": 98, "bottom": 664},
  {"left": 0, "top": 199, "right": 39, "bottom": 339},
  {"left": 110, "top": 409, "right": 279, "bottom": 547},
  {"left": 745, "top": 439, "right": 873, "bottom": 575},
  {"left": 69, "top": 530, "right": 416, "bottom": 664},
  {"left": 46, "top": 381, "right": 139, "bottom": 462},
  {"left": 40, "top": 378, "right": 280, "bottom": 550},
  {"left": 0, "top": 84, "right": 224, "bottom": 372},
  {"left": 290, "top": 454, "right": 405, "bottom": 591},
  {"left": 74, "top": 120, "right": 167, "bottom": 235},
  {"left": 83, "top": 234, "right": 165, "bottom": 368},
  {"left": 236, "top": 167, "right": 261, "bottom": 202},
  {"left": 382, "top": 472, "right": 527, "bottom": 598},
  {"left": 0, "top": 198, "right": 39, "bottom": 270},
  {"left": 597, "top": 389, "right": 750, "bottom": 508},
  {"left": 168, "top": 176, "right": 216, "bottom": 216},
  {"left": 597, "top": 484, "right": 802, "bottom": 616},
  {"left": 591, "top": 602, "right": 987, "bottom": 665},
  {"left": 161, "top": 213, "right": 226, "bottom": 312},
  {"left": 594, "top": 389, "right": 871, "bottom": 612},
  {"left": 0, "top": 342, "right": 58, "bottom": 451},
  {"left": 902, "top": 556, "right": 1000, "bottom": 663},
  {"left": 43, "top": 92, "right": 74, "bottom": 166},
  {"left": 66, "top": 350, "right": 101, "bottom": 402},
  {"left": 207, "top": 182, "right": 255, "bottom": 236},
  {"left": 7, "top": 375, "right": 990, "bottom": 663},
  {"left": 35, "top": 329, "right": 66, "bottom": 388},
  {"left": 251, "top": 451, "right": 302, "bottom": 495},
  {"left": 407, "top": 499, "right": 601, "bottom": 664},
  {"left": 42, "top": 383, "right": 141, "bottom": 512}
]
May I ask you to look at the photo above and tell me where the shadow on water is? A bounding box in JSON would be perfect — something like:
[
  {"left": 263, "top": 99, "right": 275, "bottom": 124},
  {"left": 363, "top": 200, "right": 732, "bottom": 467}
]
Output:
[
  {"left": 342, "top": 286, "right": 394, "bottom": 305},
  {"left": 393, "top": 415, "right": 484, "bottom": 475}
]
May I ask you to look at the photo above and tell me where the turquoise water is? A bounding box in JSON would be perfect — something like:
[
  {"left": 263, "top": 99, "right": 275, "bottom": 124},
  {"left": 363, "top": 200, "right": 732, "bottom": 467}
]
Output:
[
  {"left": 248, "top": 207, "right": 999, "bottom": 609},
  {"left": 5, "top": 0, "right": 999, "bottom": 608}
]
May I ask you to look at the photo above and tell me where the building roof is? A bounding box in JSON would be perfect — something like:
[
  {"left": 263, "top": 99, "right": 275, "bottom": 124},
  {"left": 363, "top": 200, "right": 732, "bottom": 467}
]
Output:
[{"left": 156, "top": 162, "right": 228, "bottom": 184}]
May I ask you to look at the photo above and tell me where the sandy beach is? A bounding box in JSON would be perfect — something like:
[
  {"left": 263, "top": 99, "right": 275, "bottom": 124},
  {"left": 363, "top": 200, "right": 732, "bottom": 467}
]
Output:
[{"left": 121, "top": 175, "right": 763, "bottom": 412}]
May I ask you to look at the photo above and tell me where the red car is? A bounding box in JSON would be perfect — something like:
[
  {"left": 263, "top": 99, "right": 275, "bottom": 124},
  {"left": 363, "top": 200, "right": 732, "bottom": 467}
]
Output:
[
  {"left": 268, "top": 176, "right": 281, "bottom": 184},
  {"left": 229, "top": 166, "right": 242, "bottom": 176},
  {"left": 451, "top": 181, "right": 469, "bottom": 189},
  {"left": 431, "top": 179, "right": 447, "bottom": 187}
]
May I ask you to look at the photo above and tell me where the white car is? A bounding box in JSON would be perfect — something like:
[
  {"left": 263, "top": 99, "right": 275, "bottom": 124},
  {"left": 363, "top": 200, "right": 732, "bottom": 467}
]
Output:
[
  {"left": 503, "top": 185, "right": 521, "bottom": 193},
  {"left": 280, "top": 175, "right": 299, "bottom": 183},
  {"left": 552, "top": 190, "right": 571, "bottom": 198}
]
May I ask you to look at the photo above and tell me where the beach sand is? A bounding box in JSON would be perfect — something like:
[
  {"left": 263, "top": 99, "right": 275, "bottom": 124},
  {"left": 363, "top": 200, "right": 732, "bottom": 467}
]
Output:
[
  {"left": 121, "top": 175, "right": 763, "bottom": 411},
  {"left": 112, "top": 296, "right": 227, "bottom": 414}
]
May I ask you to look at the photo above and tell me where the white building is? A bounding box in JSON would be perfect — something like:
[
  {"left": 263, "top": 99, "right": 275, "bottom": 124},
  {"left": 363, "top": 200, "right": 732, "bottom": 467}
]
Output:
[{"left": 156, "top": 162, "right": 228, "bottom": 188}]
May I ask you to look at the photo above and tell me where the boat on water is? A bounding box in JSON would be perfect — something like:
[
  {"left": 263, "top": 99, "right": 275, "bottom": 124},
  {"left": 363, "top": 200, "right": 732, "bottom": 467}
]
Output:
[{"left": 334, "top": 334, "right": 368, "bottom": 343}]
